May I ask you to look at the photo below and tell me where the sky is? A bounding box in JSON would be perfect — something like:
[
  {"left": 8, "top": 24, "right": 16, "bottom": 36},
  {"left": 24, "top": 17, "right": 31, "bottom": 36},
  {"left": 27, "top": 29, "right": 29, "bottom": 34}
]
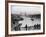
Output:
[{"left": 11, "top": 5, "right": 41, "bottom": 15}]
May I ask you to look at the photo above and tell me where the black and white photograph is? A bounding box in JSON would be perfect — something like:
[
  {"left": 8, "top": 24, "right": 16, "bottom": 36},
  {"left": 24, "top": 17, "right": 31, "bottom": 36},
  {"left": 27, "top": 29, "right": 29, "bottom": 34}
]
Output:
[
  {"left": 11, "top": 5, "right": 41, "bottom": 31},
  {"left": 8, "top": 2, "right": 44, "bottom": 35}
]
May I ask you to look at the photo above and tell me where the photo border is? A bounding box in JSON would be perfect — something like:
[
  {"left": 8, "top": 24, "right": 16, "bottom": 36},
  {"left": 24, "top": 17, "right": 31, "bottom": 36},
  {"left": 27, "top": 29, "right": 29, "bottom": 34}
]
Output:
[{"left": 5, "top": 0, "right": 45, "bottom": 37}]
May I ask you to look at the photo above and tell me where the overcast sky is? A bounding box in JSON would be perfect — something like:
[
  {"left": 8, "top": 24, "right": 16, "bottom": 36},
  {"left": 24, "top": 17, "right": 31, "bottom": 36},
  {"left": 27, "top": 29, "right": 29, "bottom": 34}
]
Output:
[{"left": 11, "top": 5, "right": 41, "bottom": 15}]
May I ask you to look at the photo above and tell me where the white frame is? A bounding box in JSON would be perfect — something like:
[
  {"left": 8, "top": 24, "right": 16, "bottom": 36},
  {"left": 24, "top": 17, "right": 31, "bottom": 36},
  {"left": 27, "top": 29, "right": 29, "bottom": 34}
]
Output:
[{"left": 8, "top": 3, "right": 43, "bottom": 35}]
